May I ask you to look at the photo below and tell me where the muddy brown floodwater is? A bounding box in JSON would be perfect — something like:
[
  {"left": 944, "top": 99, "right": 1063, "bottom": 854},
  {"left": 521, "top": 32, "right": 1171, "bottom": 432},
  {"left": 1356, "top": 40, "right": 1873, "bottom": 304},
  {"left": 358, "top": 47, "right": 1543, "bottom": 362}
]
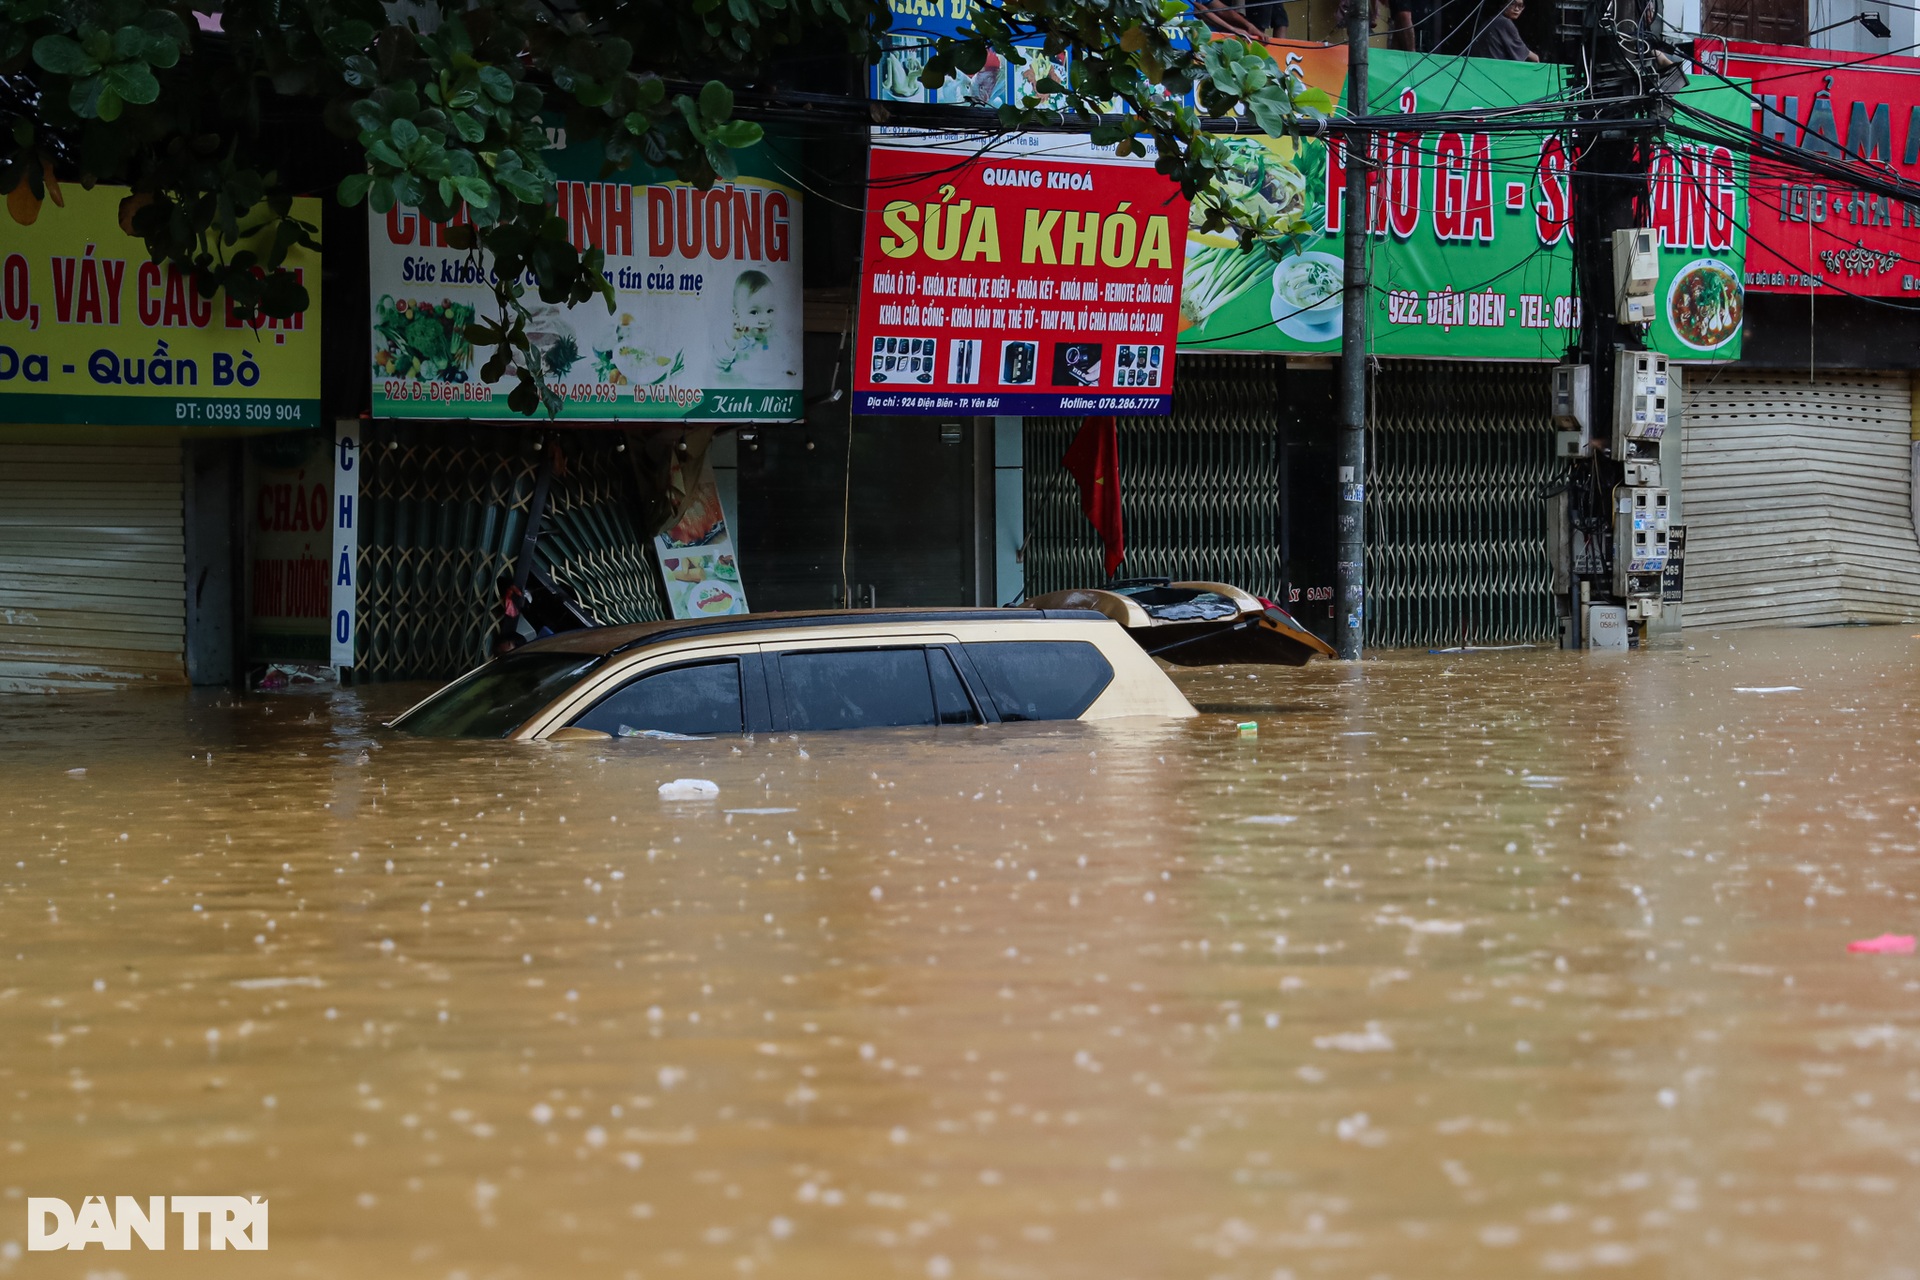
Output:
[{"left": 2, "top": 627, "right": 1919, "bottom": 1279}]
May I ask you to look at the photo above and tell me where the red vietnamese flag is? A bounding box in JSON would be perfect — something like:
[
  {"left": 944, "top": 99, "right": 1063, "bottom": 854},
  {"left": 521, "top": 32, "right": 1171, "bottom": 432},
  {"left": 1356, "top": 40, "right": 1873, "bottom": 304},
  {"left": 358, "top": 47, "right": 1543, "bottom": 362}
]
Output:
[{"left": 1062, "top": 416, "right": 1123, "bottom": 580}]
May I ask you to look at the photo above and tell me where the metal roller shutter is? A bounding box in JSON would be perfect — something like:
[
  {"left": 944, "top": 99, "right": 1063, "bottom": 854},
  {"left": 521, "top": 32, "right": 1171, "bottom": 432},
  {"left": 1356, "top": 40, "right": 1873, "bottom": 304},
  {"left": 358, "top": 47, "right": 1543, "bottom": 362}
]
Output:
[
  {"left": 1022, "top": 355, "right": 1291, "bottom": 603},
  {"left": 0, "top": 442, "right": 185, "bottom": 691},
  {"left": 1681, "top": 370, "right": 1920, "bottom": 629}
]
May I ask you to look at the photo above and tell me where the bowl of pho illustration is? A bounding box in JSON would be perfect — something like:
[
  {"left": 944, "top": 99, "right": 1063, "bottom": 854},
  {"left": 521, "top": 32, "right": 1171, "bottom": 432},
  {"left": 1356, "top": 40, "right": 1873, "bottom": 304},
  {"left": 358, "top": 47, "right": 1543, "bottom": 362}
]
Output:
[
  {"left": 1665, "top": 258, "right": 1743, "bottom": 352},
  {"left": 1271, "top": 251, "right": 1345, "bottom": 343}
]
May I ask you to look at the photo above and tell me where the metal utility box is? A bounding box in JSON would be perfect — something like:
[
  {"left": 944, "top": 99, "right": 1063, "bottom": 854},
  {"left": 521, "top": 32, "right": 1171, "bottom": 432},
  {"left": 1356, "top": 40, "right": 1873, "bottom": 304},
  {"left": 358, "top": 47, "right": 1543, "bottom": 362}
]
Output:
[
  {"left": 1613, "top": 228, "right": 1658, "bottom": 324},
  {"left": 1612, "top": 351, "right": 1669, "bottom": 454},
  {"left": 1585, "top": 604, "right": 1630, "bottom": 649},
  {"left": 1612, "top": 485, "right": 1671, "bottom": 595},
  {"left": 1552, "top": 363, "right": 1592, "bottom": 429}
]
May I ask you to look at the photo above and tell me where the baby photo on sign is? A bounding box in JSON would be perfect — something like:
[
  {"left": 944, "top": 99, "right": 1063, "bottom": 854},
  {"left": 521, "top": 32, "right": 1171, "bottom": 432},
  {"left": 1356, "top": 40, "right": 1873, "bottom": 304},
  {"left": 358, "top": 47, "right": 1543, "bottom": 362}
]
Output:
[{"left": 711, "top": 270, "right": 783, "bottom": 385}]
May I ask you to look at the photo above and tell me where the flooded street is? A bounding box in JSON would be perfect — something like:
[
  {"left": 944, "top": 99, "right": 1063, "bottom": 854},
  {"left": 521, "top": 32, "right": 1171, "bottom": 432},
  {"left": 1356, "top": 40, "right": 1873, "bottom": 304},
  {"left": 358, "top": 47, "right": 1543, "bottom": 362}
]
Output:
[{"left": 3, "top": 626, "right": 1919, "bottom": 1280}]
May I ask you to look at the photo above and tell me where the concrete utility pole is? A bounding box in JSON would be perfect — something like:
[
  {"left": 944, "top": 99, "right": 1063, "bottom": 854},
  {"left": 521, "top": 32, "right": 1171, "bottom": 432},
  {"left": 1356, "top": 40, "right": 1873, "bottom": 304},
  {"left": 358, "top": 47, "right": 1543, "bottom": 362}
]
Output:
[
  {"left": 1563, "top": 0, "right": 1649, "bottom": 646},
  {"left": 1334, "top": 0, "right": 1370, "bottom": 660}
]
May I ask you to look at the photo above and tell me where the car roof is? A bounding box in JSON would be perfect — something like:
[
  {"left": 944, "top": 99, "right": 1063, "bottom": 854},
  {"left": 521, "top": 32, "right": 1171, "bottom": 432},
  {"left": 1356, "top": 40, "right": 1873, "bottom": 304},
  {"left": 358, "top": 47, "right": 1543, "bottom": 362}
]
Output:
[{"left": 513, "top": 607, "right": 1113, "bottom": 657}]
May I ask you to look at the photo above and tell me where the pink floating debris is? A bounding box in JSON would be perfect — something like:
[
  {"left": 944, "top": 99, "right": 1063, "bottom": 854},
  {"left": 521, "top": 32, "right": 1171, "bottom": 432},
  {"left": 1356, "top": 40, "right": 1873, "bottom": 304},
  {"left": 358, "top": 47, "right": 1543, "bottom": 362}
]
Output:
[{"left": 1847, "top": 934, "right": 1916, "bottom": 955}]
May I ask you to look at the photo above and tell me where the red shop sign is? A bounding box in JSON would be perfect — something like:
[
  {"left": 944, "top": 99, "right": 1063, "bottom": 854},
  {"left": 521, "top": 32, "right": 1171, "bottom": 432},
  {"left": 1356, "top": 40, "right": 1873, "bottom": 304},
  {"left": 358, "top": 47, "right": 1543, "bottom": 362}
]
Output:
[
  {"left": 854, "top": 132, "right": 1190, "bottom": 416},
  {"left": 1710, "top": 40, "right": 1920, "bottom": 296}
]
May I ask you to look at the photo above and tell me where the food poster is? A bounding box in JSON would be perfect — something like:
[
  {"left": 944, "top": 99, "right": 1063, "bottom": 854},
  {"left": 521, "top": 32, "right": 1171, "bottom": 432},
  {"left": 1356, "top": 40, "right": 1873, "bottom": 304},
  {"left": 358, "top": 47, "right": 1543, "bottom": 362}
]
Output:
[
  {"left": 1641, "top": 76, "right": 1750, "bottom": 361},
  {"left": 653, "top": 458, "right": 749, "bottom": 618},
  {"left": 856, "top": 131, "right": 1189, "bottom": 416},
  {"left": 368, "top": 132, "right": 802, "bottom": 422},
  {"left": 0, "top": 186, "right": 322, "bottom": 427}
]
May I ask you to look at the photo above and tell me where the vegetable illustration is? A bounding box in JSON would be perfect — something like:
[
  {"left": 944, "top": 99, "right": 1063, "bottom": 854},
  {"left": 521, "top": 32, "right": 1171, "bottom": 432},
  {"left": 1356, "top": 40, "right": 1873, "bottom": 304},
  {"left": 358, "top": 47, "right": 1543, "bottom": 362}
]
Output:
[{"left": 373, "top": 295, "right": 477, "bottom": 381}]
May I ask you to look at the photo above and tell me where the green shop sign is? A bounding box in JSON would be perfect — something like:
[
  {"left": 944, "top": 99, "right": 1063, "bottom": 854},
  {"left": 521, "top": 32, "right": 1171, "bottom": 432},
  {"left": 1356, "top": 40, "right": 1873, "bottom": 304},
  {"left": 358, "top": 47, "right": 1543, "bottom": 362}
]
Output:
[{"left": 1176, "top": 50, "right": 1747, "bottom": 363}]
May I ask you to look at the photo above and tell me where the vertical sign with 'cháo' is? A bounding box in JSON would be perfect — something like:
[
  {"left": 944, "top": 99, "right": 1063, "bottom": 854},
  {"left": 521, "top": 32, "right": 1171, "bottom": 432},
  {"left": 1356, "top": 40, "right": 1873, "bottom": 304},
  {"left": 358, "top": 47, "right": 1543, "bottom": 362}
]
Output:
[{"left": 330, "top": 423, "right": 359, "bottom": 671}]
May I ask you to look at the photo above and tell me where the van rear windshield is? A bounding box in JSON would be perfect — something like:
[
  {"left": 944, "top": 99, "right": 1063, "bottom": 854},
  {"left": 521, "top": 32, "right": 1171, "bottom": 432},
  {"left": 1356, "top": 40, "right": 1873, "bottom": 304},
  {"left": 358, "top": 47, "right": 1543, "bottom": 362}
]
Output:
[{"left": 390, "top": 652, "right": 602, "bottom": 738}]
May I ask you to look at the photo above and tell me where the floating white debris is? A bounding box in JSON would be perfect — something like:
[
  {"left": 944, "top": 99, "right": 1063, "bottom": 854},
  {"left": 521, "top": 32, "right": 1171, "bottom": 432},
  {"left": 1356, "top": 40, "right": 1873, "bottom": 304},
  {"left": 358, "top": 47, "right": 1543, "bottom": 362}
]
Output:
[
  {"left": 1374, "top": 913, "right": 1467, "bottom": 935},
  {"left": 1314, "top": 1023, "right": 1395, "bottom": 1052},
  {"left": 232, "top": 976, "right": 325, "bottom": 990},
  {"left": 1238, "top": 814, "right": 1298, "bottom": 825},
  {"left": 725, "top": 807, "right": 797, "bottom": 815},
  {"left": 657, "top": 778, "right": 719, "bottom": 800},
  {"left": 1733, "top": 686, "right": 1801, "bottom": 694}
]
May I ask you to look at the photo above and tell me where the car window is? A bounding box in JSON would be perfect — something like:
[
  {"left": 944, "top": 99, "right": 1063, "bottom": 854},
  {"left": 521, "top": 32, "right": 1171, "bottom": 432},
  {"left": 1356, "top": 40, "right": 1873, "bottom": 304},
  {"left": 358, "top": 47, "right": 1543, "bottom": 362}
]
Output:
[
  {"left": 572, "top": 660, "right": 744, "bottom": 738},
  {"left": 391, "top": 651, "right": 602, "bottom": 738},
  {"left": 963, "top": 640, "right": 1113, "bottom": 721},
  {"left": 778, "top": 648, "right": 940, "bottom": 731},
  {"left": 929, "top": 648, "right": 979, "bottom": 725}
]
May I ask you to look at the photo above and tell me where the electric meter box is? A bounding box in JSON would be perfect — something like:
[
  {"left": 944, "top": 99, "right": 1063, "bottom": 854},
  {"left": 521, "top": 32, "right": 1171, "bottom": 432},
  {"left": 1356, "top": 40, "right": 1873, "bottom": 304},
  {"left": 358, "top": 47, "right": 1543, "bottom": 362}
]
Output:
[
  {"left": 1612, "top": 351, "right": 1669, "bottom": 453},
  {"left": 1614, "top": 228, "right": 1658, "bottom": 323},
  {"left": 1612, "top": 485, "right": 1671, "bottom": 594},
  {"left": 1551, "top": 364, "right": 1592, "bottom": 439}
]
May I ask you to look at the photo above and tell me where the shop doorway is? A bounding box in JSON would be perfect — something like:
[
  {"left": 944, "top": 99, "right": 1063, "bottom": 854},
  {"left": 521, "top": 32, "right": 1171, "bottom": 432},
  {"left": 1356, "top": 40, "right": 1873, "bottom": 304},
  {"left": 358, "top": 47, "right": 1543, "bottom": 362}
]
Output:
[{"left": 735, "top": 415, "right": 980, "bottom": 612}]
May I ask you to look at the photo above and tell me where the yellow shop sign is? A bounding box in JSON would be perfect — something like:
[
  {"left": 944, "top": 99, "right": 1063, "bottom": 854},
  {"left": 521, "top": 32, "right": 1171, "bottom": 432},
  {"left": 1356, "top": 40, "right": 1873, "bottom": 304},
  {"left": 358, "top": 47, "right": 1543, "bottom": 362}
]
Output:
[{"left": 0, "top": 187, "right": 322, "bottom": 428}]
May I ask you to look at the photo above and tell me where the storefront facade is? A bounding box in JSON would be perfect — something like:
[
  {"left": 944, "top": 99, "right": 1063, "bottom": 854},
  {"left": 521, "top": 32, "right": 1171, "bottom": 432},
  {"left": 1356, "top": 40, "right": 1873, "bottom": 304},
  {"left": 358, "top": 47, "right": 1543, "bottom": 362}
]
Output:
[
  {"left": 1678, "top": 43, "right": 1920, "bottom": 630},
  {"left": 0, "top": 189, "right": 324, "bottom": 692}
]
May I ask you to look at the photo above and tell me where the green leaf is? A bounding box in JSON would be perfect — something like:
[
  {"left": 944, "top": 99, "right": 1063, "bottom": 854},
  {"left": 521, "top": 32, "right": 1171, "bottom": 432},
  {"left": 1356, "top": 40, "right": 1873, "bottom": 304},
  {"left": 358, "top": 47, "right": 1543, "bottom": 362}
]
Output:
[
  {"left": 698, "top": 79, "right": 733, "bottom": 125},
  {"left": 1294, "top": 84, "right": 1335, "bottom": 115},
  {"left": 94, "top": 82, "right": 125, "bottom": 122},
  {"left": 32, "top": 34, "right": 99, "bottom": 76},
  {"left": 337, "top": 173, "right": 373, "bottom": 205},
  {"left": 477, "top": 65, "right": 514, "bottom": 103},
  {"left": 711, "top": 119, "right": 761, "bottom": 149},
  {"left": 102, "top": 61, "right": 160, "bottom": 106},
  {"left": 324, "top": 19, "right": 376, "bottom": 55},
  {"left": 497, "top": 169, "right": 549, "bottom": 204},
  {"left": 343, "top": 56, "right": 379, "bottom": 89},
  {"left": 451, "top": 112, "right": 486, "bottom": 144},
  {"left": 68, "top": 75, "right": 106, "bottom": 118},
  {"left": 388, "top": 117, "right": 420, "bottom": 149},
  {"left": 348, "top": 99, "right": 388, "bottom": 132}
]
